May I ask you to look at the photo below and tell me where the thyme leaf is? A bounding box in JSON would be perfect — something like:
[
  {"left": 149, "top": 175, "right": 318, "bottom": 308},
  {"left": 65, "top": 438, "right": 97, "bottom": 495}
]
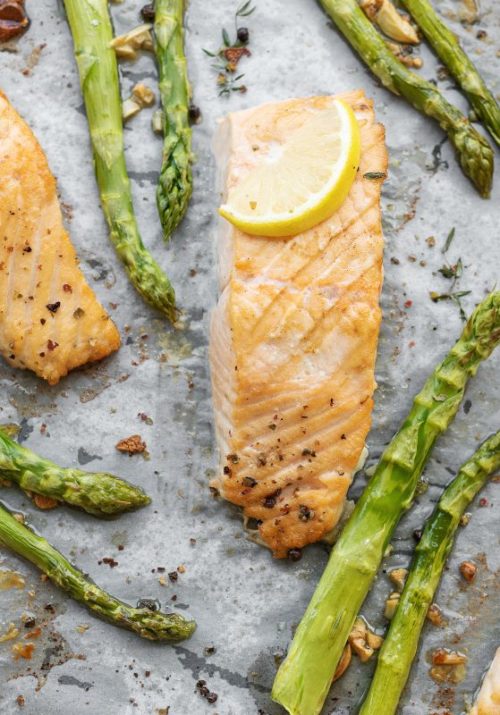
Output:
[
  {"left": 363, "top": 171, "right": 387, "bottom": 180},
  {"left": 236, "top": 0, "right": 256, "bottom": 17},
  {"left": 205, "top": 2, "right": 256, "bottom": 97},
  {"left": 442, "top": 227, "right": 455, "bottom": 254}
]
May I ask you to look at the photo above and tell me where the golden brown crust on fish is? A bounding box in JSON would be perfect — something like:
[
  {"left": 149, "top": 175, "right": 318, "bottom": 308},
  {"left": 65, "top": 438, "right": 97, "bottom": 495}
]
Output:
[
  {"left": 210, "top": 91, "right": 387, "bottom": 558},
  {"left": 0, "top": 90, "right": 120, "bottom": 384}
]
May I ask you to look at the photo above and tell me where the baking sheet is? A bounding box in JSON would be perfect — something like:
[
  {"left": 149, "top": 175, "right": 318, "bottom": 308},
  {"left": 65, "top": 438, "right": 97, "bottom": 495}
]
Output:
[{"left": 0, "top": 0, "right": 499, "bottom": 713}]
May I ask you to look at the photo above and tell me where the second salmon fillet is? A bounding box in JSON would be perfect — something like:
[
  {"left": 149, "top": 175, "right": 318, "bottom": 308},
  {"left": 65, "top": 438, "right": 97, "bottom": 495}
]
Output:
[
  {"left": 0, "top": 90, "right": 120, "bottom": 384},
  {"left": 210, "top": 91, "right": 387, "bottom": 558}
]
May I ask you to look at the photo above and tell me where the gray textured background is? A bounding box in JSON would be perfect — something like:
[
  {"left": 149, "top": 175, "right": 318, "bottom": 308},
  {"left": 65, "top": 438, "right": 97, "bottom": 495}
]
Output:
[{"left": 0, "top": 0, "right": 499, "bottom": 713}]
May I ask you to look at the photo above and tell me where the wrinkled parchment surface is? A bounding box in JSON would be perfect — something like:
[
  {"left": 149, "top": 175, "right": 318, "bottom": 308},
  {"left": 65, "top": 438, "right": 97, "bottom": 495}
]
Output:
[{"left": 0, "top": 1, "right": 499, "bottom": 713}]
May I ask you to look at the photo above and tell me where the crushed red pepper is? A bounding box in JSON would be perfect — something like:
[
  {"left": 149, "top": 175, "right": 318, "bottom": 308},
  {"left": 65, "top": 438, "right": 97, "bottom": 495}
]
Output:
[{"left": 115, "top": 435, "right": 146, "bottom": 455}]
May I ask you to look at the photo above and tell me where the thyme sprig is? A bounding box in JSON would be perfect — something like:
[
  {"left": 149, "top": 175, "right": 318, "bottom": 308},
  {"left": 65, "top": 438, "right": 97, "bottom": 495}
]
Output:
[
  {"left": 203, "top": 1, "right": 256, "bottom": 97},
  {"left": 430, "top": 227, "right": 470, "bottom": 320},
  {"left": 438, "top": 257, "right": 463, "bottom": 280}
]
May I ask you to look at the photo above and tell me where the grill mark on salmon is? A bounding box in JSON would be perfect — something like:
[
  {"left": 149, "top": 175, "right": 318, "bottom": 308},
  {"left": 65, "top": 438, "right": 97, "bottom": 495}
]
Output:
[
  {"left": 0, "top": 90, "right": 120, "bottom": 384},
  {"left": 210, "top": 91, "right": 387, "bottom": 558}
]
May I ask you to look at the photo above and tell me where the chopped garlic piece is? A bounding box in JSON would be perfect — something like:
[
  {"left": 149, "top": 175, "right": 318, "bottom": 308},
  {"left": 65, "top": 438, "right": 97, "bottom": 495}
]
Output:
[
  {"left": 384, "top": 591, "right": 400, "bottom": 619},
  {"left": 348, "top": 617, "right": 383, "bottom": 662},
  {"left": 152, "top": 109, "right": 164, "bottom": 134},
  {"left": 132, "top": 83, "right": 155, "bottom": 107},
  {"left": 361, "top": 0, "right": 419, "bottom": 44},
  {"left": 122, "top": 83, "right": 156, "bottom": 122},
  {"left": 389, "top": 567, "right": 408, "bottom": 592},
  {"left": 386, "top": 41, "right": 423, "bottom": 68},
  {"left": 110, "top": 24, "right": 153, "bottom": 61}
]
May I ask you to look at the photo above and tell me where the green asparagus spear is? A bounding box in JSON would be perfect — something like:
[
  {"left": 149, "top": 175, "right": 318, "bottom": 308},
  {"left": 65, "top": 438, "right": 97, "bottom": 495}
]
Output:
[
  {"left": 400, "top": 0, "right": 500, "bottom": 146},
  {"left": 62, "top": 0, "right": 178, "bottom": 320},
  {"left": 0, "top": 428, "right": 150, "bottom": 516},
  {"left": 0, "top": 503, "right": 195, "bottom": 641},
  {"left": 272, "top": 291, "right": 500, "bottom": 715},
  {"left": 154, "top": 0, "right": 193, "bottom": 239},
  {"left": 316, "top": 0, "right": 494, "bottom": 197},
  {"left": 359, "top": 431, "right": 500, "bottom": 715}
]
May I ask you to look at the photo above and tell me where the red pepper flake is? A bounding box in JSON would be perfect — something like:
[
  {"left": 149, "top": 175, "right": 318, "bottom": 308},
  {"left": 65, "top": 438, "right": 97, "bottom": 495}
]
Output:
[
  {"left": 479, "top": 497, "right": 489, "bottom": 507},
  {"left": 101, "top": 557, "right": 118, "bottom": 568},
  {"left": 47, "top": 340, "right": 58, "bottom": 351},
  {"left": 222, "top": 46, "right": 251, "bottom": 64},
  {"left": 404, "top": 300, "right": 413, "bottom": 308},
  {"left": 62, "top": 283, "right": 72, "bottom": 293}
]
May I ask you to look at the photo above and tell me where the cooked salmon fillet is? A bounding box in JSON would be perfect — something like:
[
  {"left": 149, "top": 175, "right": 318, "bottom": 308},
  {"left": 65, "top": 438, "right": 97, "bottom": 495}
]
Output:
[
  {"left": 471, "top": 648, "right": 500, "bottom": 715},
  {"left": 210, "top": 91, "right": 387, "bottom": 558},
  {"left": 0, "top": 90, "right": 120, "bottom": 384}
]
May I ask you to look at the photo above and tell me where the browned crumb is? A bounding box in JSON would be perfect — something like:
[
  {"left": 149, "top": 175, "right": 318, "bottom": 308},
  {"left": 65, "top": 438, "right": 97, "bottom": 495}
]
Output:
[
  {"left": 32, "top": 493, "right": 59, "bottom": 510},
  {"left": 432, "top": 648, "right": 467, "bottom": 666},
  {"left": 332, "top": 643, "right": 352, "bottom": 682},
  {"left": 427, "top": 603, "right": 445, "bottom": 627},
  {"left": 459, "top": 560, "right": 477, "bottom": 583},
  {"left": 21, "top": 43, "right": 46, "bottom": 76},
  {"left": 0, "top": 0, "right": 29, "bottom": 43},
  {"left": 115, "top": 434, "right": 147, "bottom": 455},
  {"left": 11, "top": 641, "right": 35, "bottom": 660}
]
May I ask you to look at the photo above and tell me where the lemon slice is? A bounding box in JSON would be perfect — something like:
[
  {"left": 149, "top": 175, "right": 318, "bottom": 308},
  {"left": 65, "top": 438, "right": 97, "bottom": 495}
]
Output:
[{"left": 219, "top": 99, "right": 361, "bottom": 238}]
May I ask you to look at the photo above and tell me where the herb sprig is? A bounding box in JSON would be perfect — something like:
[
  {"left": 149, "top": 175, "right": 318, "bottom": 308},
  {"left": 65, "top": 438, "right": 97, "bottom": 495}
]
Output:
[
  {"left": 203, "top": 2, "right": 256, "bottom": 97},
  {"left": 430, "top": 227, "right": 470, "bottom": 320}
]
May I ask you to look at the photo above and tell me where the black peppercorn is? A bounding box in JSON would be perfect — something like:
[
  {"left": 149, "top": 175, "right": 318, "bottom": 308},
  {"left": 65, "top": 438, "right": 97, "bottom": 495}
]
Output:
[
  {"left": 237, "top": 27, "right": 249, "bottom": 43},
  {"left": 136, "top": 598, "right": 160, "bottom": 611},
  {"left": 188, "top": 103, "right": 202, "bottom": 123},
  {"left": 140, "top": 3, "right": 155, "bottom": 21},
  {"left": 243, "top": 476, "right": 257, "bottom": 487},
  {"left": 288, "top": 548, "right": 302, "bottom": 562}
]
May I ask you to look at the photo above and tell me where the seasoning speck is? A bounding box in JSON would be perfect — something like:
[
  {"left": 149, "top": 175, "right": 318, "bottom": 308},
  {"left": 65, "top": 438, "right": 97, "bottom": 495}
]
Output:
[{"left": 46, "top": 301, "right": 61, "bottom": 313}]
